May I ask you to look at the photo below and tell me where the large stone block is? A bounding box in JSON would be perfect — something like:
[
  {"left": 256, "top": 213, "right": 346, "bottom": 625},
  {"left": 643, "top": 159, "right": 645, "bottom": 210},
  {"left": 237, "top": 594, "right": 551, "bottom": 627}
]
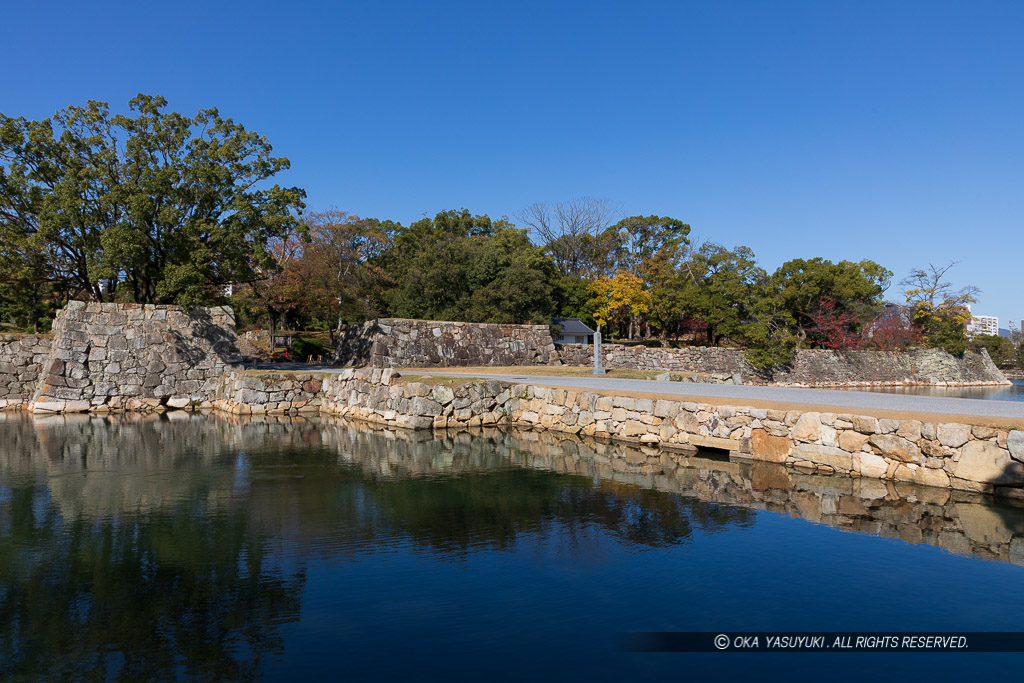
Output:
[
  {"left": 1008, "top": 430, "right": 1024, "bottom": 463},
  {"left": 791, "top": 412, "right": 822, "bottom": 442},
  {"left": 750, "top": 428, "right": 791, "bottom": 463},
  {"left": 856, "top": 452, "right": 889, "bottom": 478},
  {"left": 794, "top": 443, "right": 853, "bottom": 471},
  {"left": 938, "top": 423, "right": 972, "bottom": 448},
  {"left": 954, "top": 441, "right": 1024, "bottom": 486},
  {"left": 838, "top": 430, "right": 870, "bottom": 452},
  {"left": 868, "top": 434, "right": 920, "bottom": 462}
]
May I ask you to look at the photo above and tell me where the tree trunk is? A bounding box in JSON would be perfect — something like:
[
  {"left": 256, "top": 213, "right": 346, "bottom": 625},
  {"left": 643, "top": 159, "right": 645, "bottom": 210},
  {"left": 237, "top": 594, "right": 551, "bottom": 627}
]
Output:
[{"left": 268, "top": 312, "right": 278, "bottom": 357}]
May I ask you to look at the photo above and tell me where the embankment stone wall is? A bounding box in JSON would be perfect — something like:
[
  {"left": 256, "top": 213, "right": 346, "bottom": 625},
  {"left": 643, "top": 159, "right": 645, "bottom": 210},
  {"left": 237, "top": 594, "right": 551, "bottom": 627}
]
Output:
[
  {"left": 211, "top": 369, "right": 1024, "bottom": 499},
  {"left": 334, "top": 318, "right": 559, "bottom": 367},
  {"left": 557, "top": 344, "right": 1007, "bottom": 387},
  {"left": 0, "top": 335, "right": 51, "bottom": 409},
  {"left": 30, "top": 301, "right": 242, "bottom": 413}
]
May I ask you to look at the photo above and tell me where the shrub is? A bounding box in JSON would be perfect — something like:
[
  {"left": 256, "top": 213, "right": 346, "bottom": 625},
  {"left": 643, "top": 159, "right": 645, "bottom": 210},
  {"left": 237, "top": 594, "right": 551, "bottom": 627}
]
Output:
[{"left": 290, "top": 336, "right": 329, "bottom": 361}]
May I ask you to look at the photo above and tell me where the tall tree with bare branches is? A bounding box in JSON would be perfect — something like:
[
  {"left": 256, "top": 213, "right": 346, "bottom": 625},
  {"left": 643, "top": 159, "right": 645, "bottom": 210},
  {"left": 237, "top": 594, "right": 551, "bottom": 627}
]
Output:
[
  {"left": 516, "top": 198, "right": 618, "bottom": 279},
  {"left": 901, "top": 261, "right": 979, "bottom": 355}
]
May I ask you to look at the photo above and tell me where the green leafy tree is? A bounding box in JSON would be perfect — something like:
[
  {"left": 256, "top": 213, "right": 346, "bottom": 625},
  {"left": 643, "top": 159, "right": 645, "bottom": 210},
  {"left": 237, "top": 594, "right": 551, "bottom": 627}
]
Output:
[
  {"left": 0, "top": 222, "right": 61, "bottom": 331},
  {"left": 606, "top": 215, "right": 690, "bottom": 282},
  {"left": 968, "top": 334, "right": 1015, "bottom": 368},
  {"left": 743, "top": 293, "right": 800, "bottom": 372},
  {"left": 0, "top": 94, "right": 305, "bottom": 308},
  {"left": 656, "top": 243, "right": 764, "bottom": 345},
  {"left": 768, "top": 257, "right": 892, "bottom": 348},
  {"left": 743, "top": 257, "right": 891, "bottom": 371},
  {"left": 463, "top": 229, "right": 557, "bottom": 323},
  {"left": 552, "top": 276, "right": 599, "bottom": 327},
  {"left": 382, "top": 209, "right": 556, "bottom": 323}
]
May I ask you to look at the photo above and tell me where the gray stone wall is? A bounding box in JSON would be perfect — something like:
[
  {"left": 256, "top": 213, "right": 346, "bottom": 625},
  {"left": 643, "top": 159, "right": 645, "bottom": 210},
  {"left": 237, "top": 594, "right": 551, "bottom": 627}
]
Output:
[
  {"left": 31, "top": 301, "right": 242, "bottom": 413},
  {"left": 558, "top": 344, "right": 745, "bottom": 375},
  {"left": 213, "top": 371, "right": 326, "bottom": 415},
  {"left": 0, "top": 334, "right": 51, "bottom": 409},
  {"left": 557, "top": 344, "right": 1007, "bottom": 387},
  {"left": 210, "top": 368, "right": 1024, "bottom": 499},
  {"left": 334, "top": 318, "right": 559, "bottom": 367}
]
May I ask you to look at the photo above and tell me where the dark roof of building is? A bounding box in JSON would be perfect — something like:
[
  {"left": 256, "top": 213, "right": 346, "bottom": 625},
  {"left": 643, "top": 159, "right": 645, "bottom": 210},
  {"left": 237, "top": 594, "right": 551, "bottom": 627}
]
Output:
[{"left": 551, "top": 317, "right": 595, "bottom": 335}]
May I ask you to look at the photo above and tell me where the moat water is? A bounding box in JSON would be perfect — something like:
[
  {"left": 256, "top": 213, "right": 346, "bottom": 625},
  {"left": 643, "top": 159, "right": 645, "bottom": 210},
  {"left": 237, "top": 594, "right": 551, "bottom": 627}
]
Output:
[
  {"left": 841, "top": 378, "right": 1024, "bottom": 402},
  {"left": 1, "top": 412, "right": 1023, "bottom": 681}
]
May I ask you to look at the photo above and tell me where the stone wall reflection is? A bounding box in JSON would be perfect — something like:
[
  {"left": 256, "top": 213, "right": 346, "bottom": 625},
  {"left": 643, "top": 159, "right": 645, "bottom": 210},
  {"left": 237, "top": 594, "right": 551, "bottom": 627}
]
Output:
[
  {"left": 0, "top": 411, "right": 307, "bottom": 682},
  {"left": 3, "top": 411, "right": 1024, "bottom": 678},
  {"left": 3, "top": 411, "right": 1024, "bottom": 567}
]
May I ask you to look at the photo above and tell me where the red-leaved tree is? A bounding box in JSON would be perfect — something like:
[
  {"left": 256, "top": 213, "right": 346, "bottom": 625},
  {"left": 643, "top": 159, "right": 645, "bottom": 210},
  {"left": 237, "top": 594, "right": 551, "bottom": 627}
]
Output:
[{"left": 805, "top": 298, "right": 865, "bottom": 350}]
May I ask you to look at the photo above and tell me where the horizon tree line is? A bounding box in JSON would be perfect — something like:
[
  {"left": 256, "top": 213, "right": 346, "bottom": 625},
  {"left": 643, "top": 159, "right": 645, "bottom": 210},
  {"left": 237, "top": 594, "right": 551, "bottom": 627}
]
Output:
[{"left": 0, "top": 94, "right": 995, "bottom": 370}]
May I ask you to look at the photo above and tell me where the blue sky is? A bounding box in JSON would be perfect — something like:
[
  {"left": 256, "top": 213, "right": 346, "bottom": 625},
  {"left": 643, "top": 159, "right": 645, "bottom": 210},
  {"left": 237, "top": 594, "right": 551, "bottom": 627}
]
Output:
[{"left": 4, "top": 1, "right": 1022, "bottom": 327}]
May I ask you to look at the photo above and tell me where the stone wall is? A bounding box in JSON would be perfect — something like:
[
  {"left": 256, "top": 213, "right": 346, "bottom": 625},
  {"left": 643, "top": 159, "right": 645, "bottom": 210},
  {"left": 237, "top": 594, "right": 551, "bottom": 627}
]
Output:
[
  {"left": 31, "top": 301, "right": 242, "bottom": 413},
  {"left": 557, "top": 344, "right": 1007, "bottom": 387},
  {"left": 0, "top": 334, "right": 51, "bottom": 409},
  {"left": 333, "top": 318, "right": 559, "bottom": 367},
  {"left": 558, "top": 344, "right": 745, "bottom": 375},
  {"left": 210, "top": 369, "right": 1024, "bottom": 499}
]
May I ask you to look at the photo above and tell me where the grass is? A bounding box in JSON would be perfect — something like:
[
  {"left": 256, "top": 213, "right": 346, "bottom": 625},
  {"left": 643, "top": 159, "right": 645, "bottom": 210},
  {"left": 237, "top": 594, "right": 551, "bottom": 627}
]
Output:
[
  {"left": 396, "top": 374, "right": 492, "bottom": 387},
  {"left": 398, "top": 365, "right": 666, "bottom": 380},
  {"left": 0, "top": 324, "right": 52, "bottom": 336}
]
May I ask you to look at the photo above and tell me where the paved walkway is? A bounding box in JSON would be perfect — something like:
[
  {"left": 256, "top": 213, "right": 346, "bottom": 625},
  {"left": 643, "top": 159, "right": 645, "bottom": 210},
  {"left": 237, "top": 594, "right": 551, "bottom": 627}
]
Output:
[{"left": 250, "top": 363, "right": 1024, "bottom": 422}]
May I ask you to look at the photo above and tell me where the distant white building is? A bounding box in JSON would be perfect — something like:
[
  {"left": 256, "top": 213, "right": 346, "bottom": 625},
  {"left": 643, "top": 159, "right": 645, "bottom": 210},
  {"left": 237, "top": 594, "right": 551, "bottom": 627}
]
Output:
[
  {"left": 967, "top": 314, "right": 999, "bottom": 337},
  {"left": 551, "top": 318, "right": 595, "bottom": 345}
]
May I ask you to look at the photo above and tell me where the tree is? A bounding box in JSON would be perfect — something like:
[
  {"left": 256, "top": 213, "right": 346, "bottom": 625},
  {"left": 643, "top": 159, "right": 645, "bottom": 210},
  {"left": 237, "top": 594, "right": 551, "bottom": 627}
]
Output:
[
  {"left": 587, "top": 271, "right": 651, "bottom": 339},
  {"left": 804, "top": 298, "right": 864, "bottom": 350},
  {"left": 0, "top": 94, "right": 305, "bottom": 308},
  {"left": 969, "top": 334, "right": 1016, "bottom": 368},
  {"left": 657, "top": 242, "right": 765, "bottom": 345},
  {"left": 516, "top": 198, "right": 617, "bottom": 279},
  {"left": 743, "top": 257, "right": 891, "bottom": 371},
  {"left": 606, "top": 215, "right": 690, "bottom": 282},
  {"left": 768, "top": 257, "right": 892, "bottom": 348},
  {"left": 0, "top": 220, "right": 61, "bottom": 332},
  {"left": 743, "top": 292, "right": 800, "bottom": 372},
  {"left": 383, "top": 209, "right": 501, "bottom": 320},
  {"left": 463, "top": 229, "right": 557, "bottom": 324},
  {"left": 300, "top": 210, "right": 391, "bottom": 336},
  {"left": 382, "top": 209, "right": 556, "bottom": 324},
  {"left": 901, "top": 262, "right": 978, "bottom": 355},
  {"left": 862, "top": 305, "right": 923, "bottom": 350},
  {"left": 231, "top": 224, "right": 308, "bottom": 348}
]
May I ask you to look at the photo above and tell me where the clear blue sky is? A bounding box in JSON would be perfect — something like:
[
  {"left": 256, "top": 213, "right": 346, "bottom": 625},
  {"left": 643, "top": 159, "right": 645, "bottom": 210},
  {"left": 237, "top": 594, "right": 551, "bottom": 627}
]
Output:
[{"left": 5, "top": 1, "right": 1022, "bottom": 328}]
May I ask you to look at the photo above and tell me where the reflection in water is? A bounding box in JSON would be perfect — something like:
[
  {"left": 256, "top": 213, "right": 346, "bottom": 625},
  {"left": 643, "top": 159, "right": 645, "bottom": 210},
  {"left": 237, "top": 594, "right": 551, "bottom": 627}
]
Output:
[
  {"left": 840, "top": 378, "right": 1024, "bottom": 402},
  {"left": 1, "top": 412, "right": 1023, "bottom": 679}
]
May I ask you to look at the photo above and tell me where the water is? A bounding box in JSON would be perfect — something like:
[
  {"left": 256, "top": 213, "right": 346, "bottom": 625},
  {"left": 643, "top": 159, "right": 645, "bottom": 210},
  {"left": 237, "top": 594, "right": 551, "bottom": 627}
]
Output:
[
  {"left": 1, "top": 412, "right": 1024, "bottom": 681},
  {"left": 841, "top": 378, "right": 1024, "bottom": 401}
]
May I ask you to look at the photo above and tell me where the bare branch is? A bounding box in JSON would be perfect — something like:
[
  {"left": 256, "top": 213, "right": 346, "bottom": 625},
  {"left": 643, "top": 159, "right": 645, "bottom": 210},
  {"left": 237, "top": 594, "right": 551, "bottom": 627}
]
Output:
[{"left": 515, "top": 197, "right": 619, "bottom": 278}]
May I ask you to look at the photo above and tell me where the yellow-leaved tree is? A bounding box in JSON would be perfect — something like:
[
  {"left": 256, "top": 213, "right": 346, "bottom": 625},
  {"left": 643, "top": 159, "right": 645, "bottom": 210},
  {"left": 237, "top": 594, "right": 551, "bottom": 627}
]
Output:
[{"left": 587, "top": 271, "right": 651, "bottom": 339}]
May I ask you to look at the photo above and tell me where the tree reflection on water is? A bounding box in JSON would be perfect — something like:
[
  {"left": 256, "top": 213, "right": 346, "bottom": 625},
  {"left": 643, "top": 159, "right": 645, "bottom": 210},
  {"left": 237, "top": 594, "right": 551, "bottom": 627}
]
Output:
[{"left": 0, "top": 412, "right": 1022, "bottom": 680}]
